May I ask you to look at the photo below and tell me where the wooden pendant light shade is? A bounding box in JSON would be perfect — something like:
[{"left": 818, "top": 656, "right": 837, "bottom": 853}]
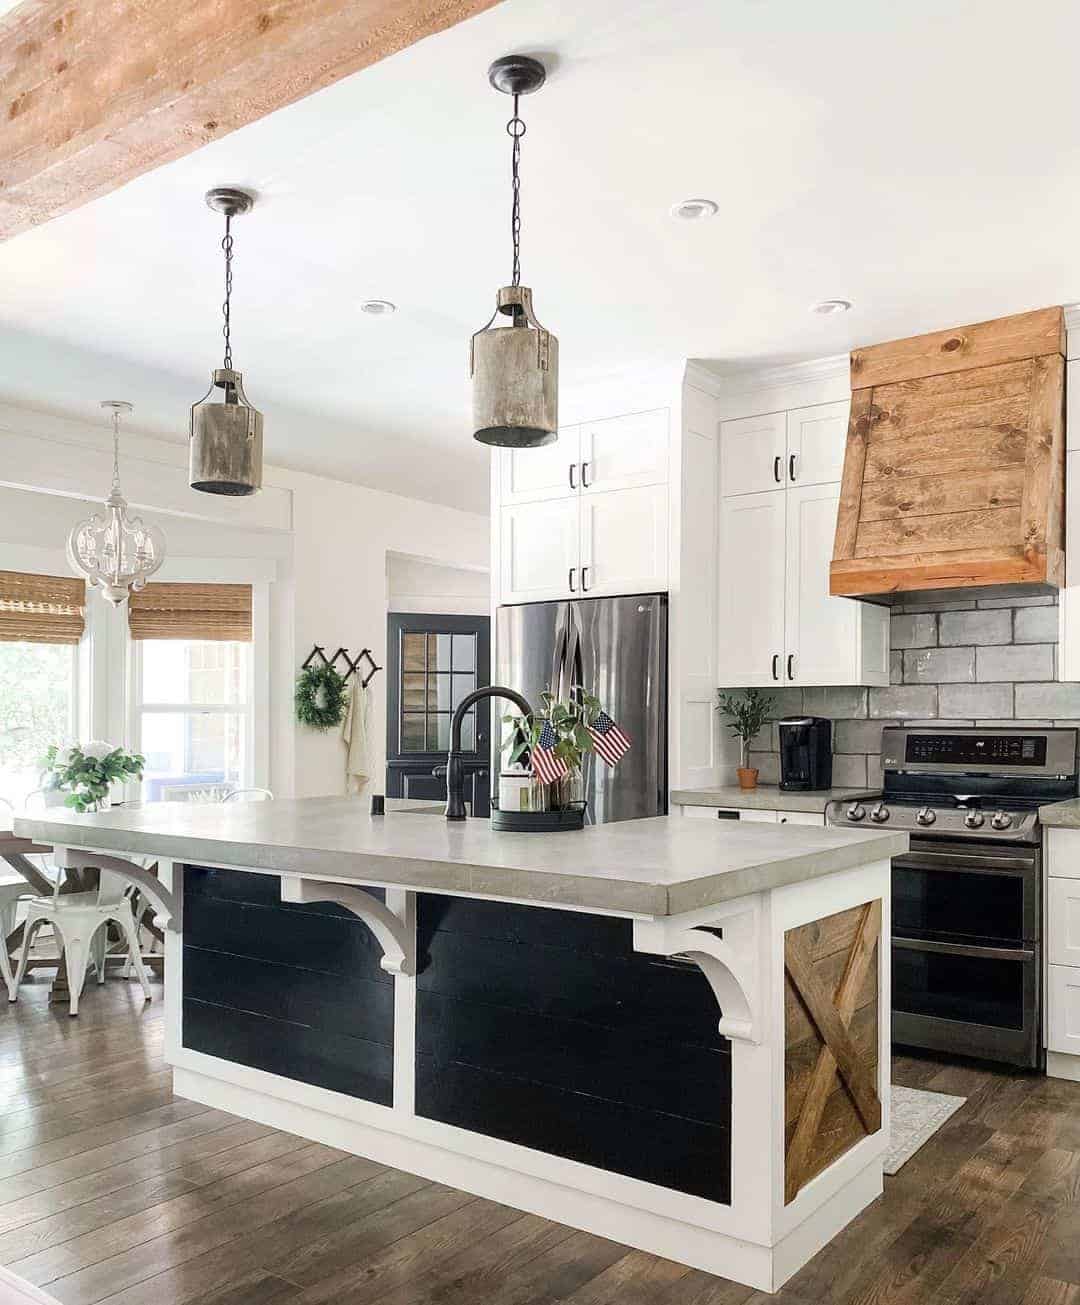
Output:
[{"left": 830, "top": 306, "right": 1066, "bottom": 602}]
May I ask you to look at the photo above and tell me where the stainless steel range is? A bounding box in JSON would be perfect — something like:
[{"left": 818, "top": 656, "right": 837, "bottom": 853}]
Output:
[{"left": 826, "top": 726, "right": 1080, "bottom": 1068}]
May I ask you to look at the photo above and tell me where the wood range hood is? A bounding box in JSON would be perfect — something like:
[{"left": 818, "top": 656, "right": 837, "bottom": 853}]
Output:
[{"left": 830, "top": 307, "right": 1066, "bottom": 605}]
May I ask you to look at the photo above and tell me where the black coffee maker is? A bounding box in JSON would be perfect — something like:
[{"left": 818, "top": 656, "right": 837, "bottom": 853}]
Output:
[{"left": 778, "top": 717, "right": 832, "bottom": 791}]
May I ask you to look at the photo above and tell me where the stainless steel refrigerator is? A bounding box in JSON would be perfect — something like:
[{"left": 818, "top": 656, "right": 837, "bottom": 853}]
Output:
[{"left": 496, "top": 594, "right": 667, "bottom": 824}]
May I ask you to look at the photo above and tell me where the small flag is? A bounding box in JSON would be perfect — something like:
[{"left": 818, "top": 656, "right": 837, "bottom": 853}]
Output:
[
  {"left": 588, "top": 710, "right": 631, "bottom": 767},
  {"left": 531, "top": 719, "right": 569, "bottom": 785}
]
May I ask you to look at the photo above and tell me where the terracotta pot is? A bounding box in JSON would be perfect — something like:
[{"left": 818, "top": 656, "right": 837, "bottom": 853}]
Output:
[{"left": 736, "top": 766, "right": 759, "bottom": 791}]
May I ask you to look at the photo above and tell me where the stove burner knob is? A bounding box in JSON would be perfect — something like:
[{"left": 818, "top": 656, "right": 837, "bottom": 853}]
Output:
[
  {"left": 846, "top": 802, "right": 866, "bottom": 822},
  {"left": 990, "top": 810, "right": 1013, "bottom": 831},
  {"left": 870, "top": 803, "right": 890, "bottom": 823},
  {"left": 963, "top": 810, "right": 985, "bottom": 830},
  {"left": 916, "top": 807, "right": 936, "bottom": 826}
]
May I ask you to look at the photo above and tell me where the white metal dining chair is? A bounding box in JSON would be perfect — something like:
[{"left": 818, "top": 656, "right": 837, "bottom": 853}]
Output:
[
  {"left": 11, "top": 868, "right": 152, "bottom": 1015},
  {"left": 0, "top": 797, "right": 31, "bottom": 1002}
]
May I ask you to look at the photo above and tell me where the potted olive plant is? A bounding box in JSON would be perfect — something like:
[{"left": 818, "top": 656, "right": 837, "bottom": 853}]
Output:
[{"left": 715, "top": 689, "right": 775, "bottom": 790}]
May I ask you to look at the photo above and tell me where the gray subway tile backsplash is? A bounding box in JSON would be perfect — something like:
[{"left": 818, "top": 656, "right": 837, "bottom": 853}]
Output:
[{"left": 716, "top": 595, "right": 1076, "bottom": 790}]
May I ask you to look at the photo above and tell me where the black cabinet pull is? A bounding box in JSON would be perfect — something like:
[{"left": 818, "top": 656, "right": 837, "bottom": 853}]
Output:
[
  {"left": 773, "top": 455, "right": 782, "bottom": 484},
  {"left": 569, "top": 463, "right": 577, "bottom": 489},
  {"left": 569, "top": 567, "right": 577, "bottom": 592},
  {"left": 581, "top": 461, "right": 591, "bottom": 488},
  {"left": 789, "top": 453, "right": 797, "bottom": 482},
  {"left": 581, "top": 566, "right": 590, "bottom": 591},
  {"left": 771, "top": 653, "right": 780, "bottom": 681},
  {"left": 787, "top": 653, "right": 795, "bottom": 680}
]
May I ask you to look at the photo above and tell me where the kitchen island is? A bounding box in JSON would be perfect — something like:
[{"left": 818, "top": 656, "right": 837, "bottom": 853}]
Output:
[{"left": 15, "top": 799, "right": 904, "bottom": 1293}]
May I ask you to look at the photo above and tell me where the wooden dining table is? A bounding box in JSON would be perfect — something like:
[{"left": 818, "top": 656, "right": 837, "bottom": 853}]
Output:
[{"left": 0, "top": 828, "right": 164, "bottom": 1000}]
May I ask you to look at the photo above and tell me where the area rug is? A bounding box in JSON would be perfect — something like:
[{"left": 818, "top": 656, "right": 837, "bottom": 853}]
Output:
[{"left": 885, "top": 1084, "right": 967, "bottom": 1175}]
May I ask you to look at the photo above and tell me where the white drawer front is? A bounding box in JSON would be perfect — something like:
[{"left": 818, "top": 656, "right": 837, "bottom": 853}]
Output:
[
  {"left": 680, "top": 804, "right": 721, "bottom": 820},
  {"left": 778, "top": 812, "right": 825, "bottom": 827},
  {"left": 738, "top": 809, "right": 778, "bottom": 823},
  {"left": 1046, "top": 828, "right": 1080, "bottom": 879},
  {"left": 1048, "top": 965, "right": 1080, "bottom": 1055},
  {"left": 1049, "top": 878, "right": 1080, "bottom": 967}
]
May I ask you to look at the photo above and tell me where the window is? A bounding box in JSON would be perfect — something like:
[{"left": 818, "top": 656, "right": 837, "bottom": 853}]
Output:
[
  {"left": 0, "top": 570, "right": 84, "bottom": 808},
  {"left": 400, "top": 629, "right": 478, "bottom": 752},
  {"left": 0, "top": 641, "right": 77, "bottom": 808},
  {"left": 128, "top": 582, "right": 255, "bottom": 802},
  {"left": 134, "top": 639, "right": 251, "bottom": 801}
]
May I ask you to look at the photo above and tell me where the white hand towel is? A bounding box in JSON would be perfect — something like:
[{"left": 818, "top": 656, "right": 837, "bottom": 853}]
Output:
[{"left": 342, "top": 682, "right": 371, "bottom": 794}]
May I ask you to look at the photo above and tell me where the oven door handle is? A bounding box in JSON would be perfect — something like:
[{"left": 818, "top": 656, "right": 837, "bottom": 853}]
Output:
[
  {"left": 893, "top": 936, "right": 1035, "bottom": 963},
  {"left": 894, "top": 850, "right": 1036, "bottom": 873}
]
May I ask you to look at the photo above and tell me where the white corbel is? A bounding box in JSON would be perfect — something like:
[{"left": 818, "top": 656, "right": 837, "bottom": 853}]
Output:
[
  {"left": 633, "top": 900, "right": 760, "bottom": 1043},
  {"left": 280, "top": 877, "right": 414, "bottom": 976},
  {"left": 52, "top": 847, "right": 182, "bottom": 932}
]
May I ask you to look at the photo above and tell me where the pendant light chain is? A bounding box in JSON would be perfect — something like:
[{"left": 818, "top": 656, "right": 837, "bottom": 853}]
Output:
[
  {"left": 507, "top": 92, "right": 525, "bottom": 287},
  {"left": 221, "top": 212, "right": 234, "bottom": 370},
  {"left": 109, "top": 407, "right": 122, "bottom": 495}
]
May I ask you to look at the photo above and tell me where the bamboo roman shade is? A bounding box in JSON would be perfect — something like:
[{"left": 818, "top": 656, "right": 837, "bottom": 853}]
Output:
[
  {"left": 128, "top": 583, "right": 253, "bottom": 642},
  {"left": 0, "top": 570, "right": 86, "bottom": 644}
]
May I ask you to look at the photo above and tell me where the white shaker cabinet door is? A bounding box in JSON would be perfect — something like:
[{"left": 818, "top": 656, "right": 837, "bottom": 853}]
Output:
[
  {"left": 579, "top": 484, "right": 668, "bottom": 597},
  {"left": 784, "top": 482, "right": 858, "bottom": 686},
  {"left": 499, "top": 426, "right": 581, "bottom": 504},
  {"left": 579, "top": 409, "right": 669, "bottom": 495},
  {"left": 786, "top": 400, "right": 850, "bottom": 487},
  {"left": 1049, "top": 877, "right": 1080, "bottom": 967},
  {"left": 1048, "top": 965, "right": 1080, "bottom": 1056},
  {"left": 716, "top": 489, "right": 786, "bottom": 687},
  {"left": 719, "top": 412, "right": 787, "bottom": 497},
  {"left": 499, "top": 498, "right": 580, "bottom": 603}
]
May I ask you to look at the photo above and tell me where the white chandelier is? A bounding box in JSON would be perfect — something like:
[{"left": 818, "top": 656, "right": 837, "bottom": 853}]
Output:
[{"left": 67, "top": 400, "right": 166, "bottom": 605}]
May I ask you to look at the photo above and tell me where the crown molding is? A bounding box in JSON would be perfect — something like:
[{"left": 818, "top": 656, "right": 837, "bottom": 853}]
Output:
[{"left": 692, "top": 353, "right": 849, "bottom": 396}]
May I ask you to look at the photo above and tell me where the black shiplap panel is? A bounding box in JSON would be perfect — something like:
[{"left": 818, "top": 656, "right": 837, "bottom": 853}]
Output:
[
  {"left": 418, "top": 929, "right": 724, "bottom": 1048},
  {"left": 415, "top": 1056, "right": 730, "bottom": 1203},
  {"left": 418, "top": 990, "right": 729, "bottom": 1125},
  {"left": 182, "top": 867, "right": 395, "bottom": 1106},
  {"left": 184, "top": 998, "right": 393, "bottom": 1106},
  {"left": 416, "top": 893, "right": 731, "bottom": 1202},
  {"left": 183, "top": 894, "right": 392, "bottom": 985},
  {"left": 184, "top": 946, "right": 394, "bottom": 1046}
]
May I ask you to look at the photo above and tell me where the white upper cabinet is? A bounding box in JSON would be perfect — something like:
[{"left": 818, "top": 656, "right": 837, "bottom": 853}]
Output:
[
  {"left": 716, "top": 490, "right": 786, "bottom": 686},
  {"left": 719, "top": 412, "right": 786, "bottom": 496},
  {"left": 580, "top": 484, "right": 668, "bottom": 598},
  {"left": 784, "top": 482, "right": 887, "bottom": 685},
  {"left": 579, "top": 409, "right": 668, "bottom": 494},
  {"left": 499, "top": 498, "right": 580, "bottom": 604},
  {"left": 785, "top": 401, "right": 850, "bottom": 486},
  {"left": 499, "top": 427, "right": 581, "bottom": 505}
]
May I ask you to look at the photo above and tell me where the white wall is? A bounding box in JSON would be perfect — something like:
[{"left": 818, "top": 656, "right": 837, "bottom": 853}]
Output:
[
  {"left": 386, "top": 553, "right": 489, "bottom": 616},
  {"left": 0, "top": 402, "right": 488, "bottom": 800}
]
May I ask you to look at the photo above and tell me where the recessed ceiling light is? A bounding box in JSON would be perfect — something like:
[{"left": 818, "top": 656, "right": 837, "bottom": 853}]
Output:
[
  {"left": 669, "top": 198, "right": 718, "bottom": 222},
  {"left": 360, "top": 299, "right": 396, "bottom": 316},
  {"left": 811, "top": 298, "right": 853, "bottom": 315}
]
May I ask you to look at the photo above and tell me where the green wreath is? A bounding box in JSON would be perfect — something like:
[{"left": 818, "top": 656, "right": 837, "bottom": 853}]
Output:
[{"left": 295, "top": 664, "right": 348, "bottom": 731}]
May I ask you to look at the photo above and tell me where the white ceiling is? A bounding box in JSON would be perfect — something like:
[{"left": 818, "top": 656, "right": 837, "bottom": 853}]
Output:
[{"left": 2, "top": 0, "right": 1080, "bottom": 514}]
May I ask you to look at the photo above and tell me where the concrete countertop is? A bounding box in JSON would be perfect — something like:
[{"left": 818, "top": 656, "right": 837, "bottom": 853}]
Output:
[
  {"left": 15, "top": 797, "right": 906, "bottom": 919},
  {"left": 671, "top": 785, "right": 878, "bottom": 814},
  {"left": 1039, "top": 799, "right": 1080, "bottom": 828}
]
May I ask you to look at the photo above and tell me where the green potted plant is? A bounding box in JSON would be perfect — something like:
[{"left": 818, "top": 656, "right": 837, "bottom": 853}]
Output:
[
  {"left": 715, "top": 689, "right": 775, "bottom": 790},
  {"left": 41, "top": 741, "right": 145, "bottom": 813}
]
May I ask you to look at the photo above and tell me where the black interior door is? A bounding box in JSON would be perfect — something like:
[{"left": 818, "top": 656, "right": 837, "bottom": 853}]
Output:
[{"left": 386, "top": 612, "right": 491, "bottom": 816}]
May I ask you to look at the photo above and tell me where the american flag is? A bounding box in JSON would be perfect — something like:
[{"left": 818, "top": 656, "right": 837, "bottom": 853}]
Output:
[
  {"left": 530, "top": 719, "right": 569, "bottom": 785},
  {"left": 588, "top": 710, "right": 631, "bottom": 767}
]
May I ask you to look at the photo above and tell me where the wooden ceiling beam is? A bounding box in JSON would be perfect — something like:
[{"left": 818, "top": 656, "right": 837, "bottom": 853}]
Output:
[{"left": 0, "top": 0, "right": 503, "bottom": 240}]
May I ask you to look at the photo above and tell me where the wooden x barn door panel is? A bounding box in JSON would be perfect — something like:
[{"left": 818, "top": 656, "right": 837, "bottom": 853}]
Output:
[{"left": 784, "top": 899, "right": 882, "bottom": 1204}]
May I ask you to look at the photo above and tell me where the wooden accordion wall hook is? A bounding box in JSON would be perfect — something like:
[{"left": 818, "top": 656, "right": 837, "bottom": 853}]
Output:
[{"left": 301, "top": 644, "right": 382, "bottom": 689}]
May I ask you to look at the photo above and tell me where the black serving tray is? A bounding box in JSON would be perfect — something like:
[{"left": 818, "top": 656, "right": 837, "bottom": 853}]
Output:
[{"left": 490, "top": 802, "right": 586, "bottom": 833}]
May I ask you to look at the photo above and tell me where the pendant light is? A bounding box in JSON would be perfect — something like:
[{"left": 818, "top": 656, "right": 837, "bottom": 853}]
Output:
[
  {"left": 471, "top": 55, "right": 559, "bottom": 448},
  {"left": 190, "top": 187, "right": 264, "bottom": 496},
  {"left": 67, "top": 401, "right": 166, "bottom": 605}
]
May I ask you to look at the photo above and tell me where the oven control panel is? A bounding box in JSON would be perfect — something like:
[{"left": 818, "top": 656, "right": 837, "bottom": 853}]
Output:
[{"left": 905, "top": 734, "right": 1046, "bottom": 766}]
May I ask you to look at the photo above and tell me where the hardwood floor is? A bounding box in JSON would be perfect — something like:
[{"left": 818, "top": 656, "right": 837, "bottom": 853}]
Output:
[{"left": 1, "top": 978, "right": 1079, "bottom": 1304}]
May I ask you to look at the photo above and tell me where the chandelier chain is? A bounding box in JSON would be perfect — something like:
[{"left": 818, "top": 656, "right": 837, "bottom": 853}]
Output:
[
  {"left": 221, "top": 213, "right": 234, "bottom": 370},
  {"left": 507, "top": 92, "right": 525, "bottom": 287}
]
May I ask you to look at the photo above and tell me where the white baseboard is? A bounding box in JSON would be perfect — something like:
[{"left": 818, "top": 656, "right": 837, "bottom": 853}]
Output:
[{"left": 1047, "top": 1051, "right": 1080, "bottom": 1082}]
